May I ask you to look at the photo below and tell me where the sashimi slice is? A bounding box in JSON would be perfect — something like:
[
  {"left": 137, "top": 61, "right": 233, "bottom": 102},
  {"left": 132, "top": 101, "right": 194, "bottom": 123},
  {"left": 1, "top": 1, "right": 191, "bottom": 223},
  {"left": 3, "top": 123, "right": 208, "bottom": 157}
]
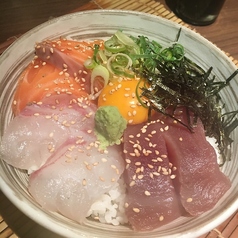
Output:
[
  {"left": 35, "top": 41, "right": 91, "bottom": 80},
  {"left": 162, "top": 109, "right": 231, "bottom": 216},
  {"left": 13, "top": 38, "right": 103, "bottom": 115},
  {"left": 35, "top": 38, "right": 103, "bottom": 65},
  {"left": 12, "top": 58, "right": 89, "bottom": 115},
  {"left": 123, "top": 108, "right": 231, "bottom": 230},
  {"left": 34, "top": 38, "right": 104, "bottom": 87},
  {"left": 0, "top": 95, "right": 96, "bottom": 172},
  {"left": 28, "top": 137, "right": 124, "bottom": 223},
  {"left": 123, "top": 119, "right": 182, "bottom": 231}
]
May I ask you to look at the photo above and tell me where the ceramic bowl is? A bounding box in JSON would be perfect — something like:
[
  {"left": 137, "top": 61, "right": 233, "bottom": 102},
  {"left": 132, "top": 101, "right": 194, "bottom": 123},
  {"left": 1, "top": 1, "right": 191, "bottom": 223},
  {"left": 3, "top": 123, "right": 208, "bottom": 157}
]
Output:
[{"left": 0, "top": 10, "right": 237, "bottom": 238}]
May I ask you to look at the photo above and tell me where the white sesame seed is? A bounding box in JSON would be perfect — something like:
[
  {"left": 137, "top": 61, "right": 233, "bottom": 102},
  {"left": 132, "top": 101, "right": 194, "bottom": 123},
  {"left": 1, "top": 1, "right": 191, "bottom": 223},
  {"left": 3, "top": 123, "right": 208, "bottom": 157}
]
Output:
[
  {"left": 135, "top": 168, "right": 141, "bottom": 173},
  {"left": 170, "top": 174, "right": 176, "bottom": 179},
  {"left": 155, "top": 150, "right": 160, "bottom": 155},
  {"left": 153, "top": 172, "right": 160, "bottom": 176},
  {"left": 144, "top": 191, "right": 151, "bottom": 196},
  {"left": 101, "top": 158, "right": 107, "bottom": 162},
  {"left": 159, "top": 215, "right": 164, "bottom": 221},
  {"left": 49, "top": 132, "right": 54, "bottom": 137},
  {"left": 133, "top": 208, "right": 140, "bottom": 213},
  {"left": 130, "top": 181, "right": 135, "bottom": 187},
  {"left": 141, "top": 128, "right": 146, "bottom": 133},
  {"left": 82, "top": 179, "right": 87, "bottom": 186},
  {"left": 187, "top": 198, "right": 193, "bottom": 202},
  {"left": 128, "top": 111, "right": 132, "bottom": 117},
  {"left": 126, "top": 159, "right": 131, "bottom": 164}
]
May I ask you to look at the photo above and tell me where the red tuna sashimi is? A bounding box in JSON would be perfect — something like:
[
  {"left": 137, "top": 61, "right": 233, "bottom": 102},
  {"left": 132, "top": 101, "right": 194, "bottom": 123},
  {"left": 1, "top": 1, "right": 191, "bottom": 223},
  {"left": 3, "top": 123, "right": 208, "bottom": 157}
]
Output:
[
  {"left": 162, "top": 109, "right": 231, "bottom": 216},
  {"left": 123, "top": 108, "right": 231, "bottom": 230},
  {"left": 123, "top": 119, "right": 182, "bottom": 231}
]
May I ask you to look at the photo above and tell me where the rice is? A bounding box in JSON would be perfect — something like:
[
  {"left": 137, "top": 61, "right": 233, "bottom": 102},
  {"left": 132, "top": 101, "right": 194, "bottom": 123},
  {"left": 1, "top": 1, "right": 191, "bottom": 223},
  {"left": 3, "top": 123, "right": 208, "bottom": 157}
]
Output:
[
  {"left": 87, "top": 178, "right": 128, "bottom": 225},
  {"left": 206, "top": 136, "right": 221, "bottom": 164}
]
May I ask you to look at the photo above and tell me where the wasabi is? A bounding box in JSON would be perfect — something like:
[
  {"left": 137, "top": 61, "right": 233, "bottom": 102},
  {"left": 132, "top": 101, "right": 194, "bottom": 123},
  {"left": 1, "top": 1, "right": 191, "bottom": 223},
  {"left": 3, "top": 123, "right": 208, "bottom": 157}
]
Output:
[{"left": 94, "top": 106, "right": 127, "bottom": 149}]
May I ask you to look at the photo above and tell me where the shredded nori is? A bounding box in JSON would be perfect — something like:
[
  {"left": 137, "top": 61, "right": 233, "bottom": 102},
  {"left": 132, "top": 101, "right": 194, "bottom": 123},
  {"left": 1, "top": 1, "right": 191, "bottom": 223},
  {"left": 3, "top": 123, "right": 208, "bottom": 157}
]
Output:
[{"left": 131, "top": 34, "right": 238, "bottom": 165}]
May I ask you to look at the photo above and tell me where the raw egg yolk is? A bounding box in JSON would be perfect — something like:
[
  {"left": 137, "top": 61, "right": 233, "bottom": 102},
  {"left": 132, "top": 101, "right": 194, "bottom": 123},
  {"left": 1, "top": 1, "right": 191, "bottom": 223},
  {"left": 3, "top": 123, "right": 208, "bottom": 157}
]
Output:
[{"left": 98, "top": 77, "right": 149, "bottom": 125}]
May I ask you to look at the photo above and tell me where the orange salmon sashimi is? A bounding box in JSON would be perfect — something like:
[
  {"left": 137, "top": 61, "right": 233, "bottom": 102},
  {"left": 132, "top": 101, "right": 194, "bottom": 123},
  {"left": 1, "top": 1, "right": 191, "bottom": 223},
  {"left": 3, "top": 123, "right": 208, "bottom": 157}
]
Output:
[
  {"left": 13, "top": 58, "right": 89, "bottom": 115},
  {"left": 35, "top": 38, "right": 104, "bottom": 64},
  {"left": 35, "top": 39, "right": 104, "bottom": 77},
  {"left": 13, "top": 39, "right": 104, "bottom": 115}
]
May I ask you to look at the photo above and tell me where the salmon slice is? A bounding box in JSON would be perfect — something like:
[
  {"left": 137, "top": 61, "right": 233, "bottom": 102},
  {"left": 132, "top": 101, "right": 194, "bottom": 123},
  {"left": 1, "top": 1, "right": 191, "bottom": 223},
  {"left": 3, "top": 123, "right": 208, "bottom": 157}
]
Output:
[
  {"left": 35, "top": 41, "right": 91, "bottom": 79},
  {"left": 13, "top": 39, "right": 103, "bottom": 115},
  {"left": 12, "top": 58, "right": 89, "bottom": 115},
  {"left": 35, "top": 38, "right": 103, "bottom": 64}
]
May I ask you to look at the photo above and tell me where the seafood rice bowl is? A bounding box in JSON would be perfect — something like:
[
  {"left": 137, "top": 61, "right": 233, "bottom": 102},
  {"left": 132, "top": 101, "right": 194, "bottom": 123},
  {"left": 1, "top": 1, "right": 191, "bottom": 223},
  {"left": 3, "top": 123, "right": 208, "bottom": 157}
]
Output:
[{"left": 0, "top": 10, "right": 238, "bottom": 238}]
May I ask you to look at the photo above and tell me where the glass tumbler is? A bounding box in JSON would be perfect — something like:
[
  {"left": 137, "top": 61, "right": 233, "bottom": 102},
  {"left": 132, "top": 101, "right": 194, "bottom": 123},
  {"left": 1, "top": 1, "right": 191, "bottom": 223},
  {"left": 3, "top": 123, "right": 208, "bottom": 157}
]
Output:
[{"left": 166, "top": 0, "right": 226, "bottom": 26}]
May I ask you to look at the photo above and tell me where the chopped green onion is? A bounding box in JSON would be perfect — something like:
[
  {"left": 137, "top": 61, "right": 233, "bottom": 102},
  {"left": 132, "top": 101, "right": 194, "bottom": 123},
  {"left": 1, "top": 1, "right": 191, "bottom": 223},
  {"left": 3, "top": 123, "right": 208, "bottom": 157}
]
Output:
[
  {"left": 90, "top": 65, "right": 109, "bottom": 100},
  {"left": 107, "top": 53, "right": 134, "bottom": 77},
  {"left": 115, "top": 30, "right": 140, "bottom": 54},
  {"left": 84, "top": 58, "right": 97, "bottom": 70},
  {"left": 104, "top": 35, "right": 126, "bottom": 53}
]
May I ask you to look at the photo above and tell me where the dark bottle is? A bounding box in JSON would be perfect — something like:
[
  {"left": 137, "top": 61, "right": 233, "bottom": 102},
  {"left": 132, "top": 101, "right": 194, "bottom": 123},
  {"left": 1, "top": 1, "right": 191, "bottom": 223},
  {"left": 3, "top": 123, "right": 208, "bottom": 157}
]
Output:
[{"left": 165, "top": 0, "right": 226, "bottom": 26}]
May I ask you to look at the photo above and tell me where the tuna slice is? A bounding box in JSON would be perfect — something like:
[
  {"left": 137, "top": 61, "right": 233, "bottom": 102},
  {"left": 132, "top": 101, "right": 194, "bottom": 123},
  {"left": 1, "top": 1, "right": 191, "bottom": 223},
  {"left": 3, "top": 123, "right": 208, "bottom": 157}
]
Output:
[
  {"left": 0, "top": 95, "right": 96, "bottom": 172},
  {"left": 28, "top": 135, "right": 124, "bottom": 223},
  {"left": 123, "top": 108, "right": 231, "bottom": 230},
  {"left": 162, "top": 109, "right": 231, "bottom": 216},
  {"left": 123, "top": 120, "right": 182, "bottom": 231}
]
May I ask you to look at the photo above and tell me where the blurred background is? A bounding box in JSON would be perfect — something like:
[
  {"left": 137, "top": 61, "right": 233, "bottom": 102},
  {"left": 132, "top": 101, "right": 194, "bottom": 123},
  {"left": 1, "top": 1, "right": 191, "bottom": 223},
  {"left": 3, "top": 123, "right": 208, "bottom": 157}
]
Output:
[{"left": 0, "top": 0, "right": 90, "bottom": 44}]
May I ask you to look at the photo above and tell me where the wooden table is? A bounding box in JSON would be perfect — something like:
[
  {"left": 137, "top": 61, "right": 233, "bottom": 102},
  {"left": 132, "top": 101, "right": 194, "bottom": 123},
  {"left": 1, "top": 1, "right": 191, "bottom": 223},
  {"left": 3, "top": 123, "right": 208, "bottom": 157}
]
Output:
[{"left": 0, "top": 0, "right": 237, "bottom": 237}]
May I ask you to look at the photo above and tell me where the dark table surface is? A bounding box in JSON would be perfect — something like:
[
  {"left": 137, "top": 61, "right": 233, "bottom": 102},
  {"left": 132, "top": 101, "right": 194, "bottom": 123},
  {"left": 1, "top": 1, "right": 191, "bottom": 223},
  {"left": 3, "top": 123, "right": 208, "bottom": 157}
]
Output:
[{"left": 0, "top": 0, "right": 238, "bottom": 61}]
